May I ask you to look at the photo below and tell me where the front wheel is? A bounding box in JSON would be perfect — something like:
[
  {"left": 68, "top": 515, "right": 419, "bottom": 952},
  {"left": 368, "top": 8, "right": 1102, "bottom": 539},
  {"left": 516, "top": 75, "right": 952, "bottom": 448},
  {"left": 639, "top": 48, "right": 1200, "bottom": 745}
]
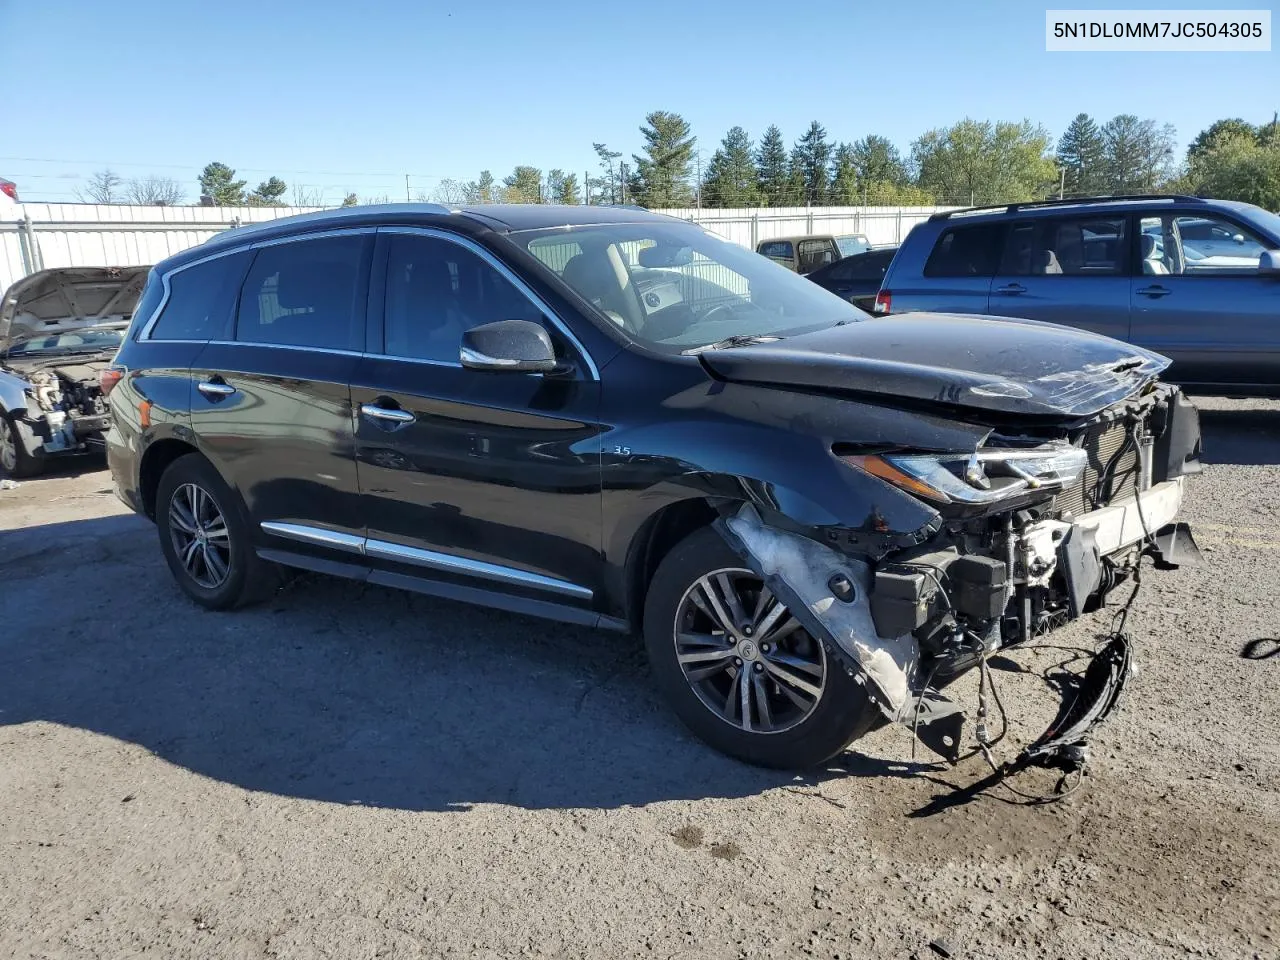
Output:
[
  {"left": 0, "top": 413, "right": 44, "bottom": 478},
  {"left": 643, "top": 526, "right": 880, "bottom": 769},
  {"left": 155, "top": 454, "right": 280, "bottom": 610}
]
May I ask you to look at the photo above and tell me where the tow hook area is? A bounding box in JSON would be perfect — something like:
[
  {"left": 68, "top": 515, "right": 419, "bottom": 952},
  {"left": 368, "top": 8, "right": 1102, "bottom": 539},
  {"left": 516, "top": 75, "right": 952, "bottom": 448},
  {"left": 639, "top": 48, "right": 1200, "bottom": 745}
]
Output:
[{"left": 715, "top": 504, "right": 966, "bottom": 762}]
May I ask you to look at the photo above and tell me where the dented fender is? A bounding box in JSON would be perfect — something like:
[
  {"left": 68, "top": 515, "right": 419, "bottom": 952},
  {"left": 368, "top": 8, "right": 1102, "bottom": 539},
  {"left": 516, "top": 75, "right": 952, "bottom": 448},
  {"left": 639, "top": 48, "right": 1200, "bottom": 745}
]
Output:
[{"left": 715, "top": 503, "right": 971, "bottom": 749}]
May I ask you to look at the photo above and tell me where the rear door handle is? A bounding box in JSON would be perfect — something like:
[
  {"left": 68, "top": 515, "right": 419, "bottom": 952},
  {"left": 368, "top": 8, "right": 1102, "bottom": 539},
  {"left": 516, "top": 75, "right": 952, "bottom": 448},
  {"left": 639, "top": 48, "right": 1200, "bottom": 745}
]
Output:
[
  {"left": 197, "top": 380, "right": 236, "bottom": 399},
  {"left": 994, "top": 283, "right": 1026, "bottom": 295},
  {"left": 360, "top": 403, "right": 415, "bottom": 424},
  {"left": 1136, "top": 285, "right": 1171, "bottom": 298}
]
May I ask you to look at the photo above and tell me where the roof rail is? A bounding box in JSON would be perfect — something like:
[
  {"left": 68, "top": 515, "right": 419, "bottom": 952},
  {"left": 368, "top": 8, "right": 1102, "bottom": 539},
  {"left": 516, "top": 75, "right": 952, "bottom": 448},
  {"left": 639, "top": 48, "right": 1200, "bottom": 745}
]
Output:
[
  {"left": 202, "top": 202, "right": 453, "bottom": 245},
  {"left": 928, "top": 194, "right": 1205, "bottom": 221}
]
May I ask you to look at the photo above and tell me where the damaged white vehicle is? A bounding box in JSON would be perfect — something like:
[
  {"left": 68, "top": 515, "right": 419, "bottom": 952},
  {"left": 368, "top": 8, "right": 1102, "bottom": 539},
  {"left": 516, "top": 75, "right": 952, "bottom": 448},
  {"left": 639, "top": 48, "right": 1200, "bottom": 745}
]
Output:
[{"left": 0, "top": 266, "right": 148, "bottom": 477}]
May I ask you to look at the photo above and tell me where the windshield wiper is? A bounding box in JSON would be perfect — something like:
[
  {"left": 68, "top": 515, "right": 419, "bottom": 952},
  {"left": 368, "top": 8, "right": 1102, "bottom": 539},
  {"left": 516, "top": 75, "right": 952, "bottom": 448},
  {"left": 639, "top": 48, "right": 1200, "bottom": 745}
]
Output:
[{"left": 683, "top": 334, "right": 781, "bottom": 355}]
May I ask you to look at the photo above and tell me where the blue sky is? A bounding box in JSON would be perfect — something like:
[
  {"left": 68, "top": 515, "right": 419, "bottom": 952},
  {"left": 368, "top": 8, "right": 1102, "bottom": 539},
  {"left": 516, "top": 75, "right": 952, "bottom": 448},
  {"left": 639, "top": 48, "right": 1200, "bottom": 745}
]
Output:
[{"left": 3, "top": 0, "right": 1276, "bottom": 203}]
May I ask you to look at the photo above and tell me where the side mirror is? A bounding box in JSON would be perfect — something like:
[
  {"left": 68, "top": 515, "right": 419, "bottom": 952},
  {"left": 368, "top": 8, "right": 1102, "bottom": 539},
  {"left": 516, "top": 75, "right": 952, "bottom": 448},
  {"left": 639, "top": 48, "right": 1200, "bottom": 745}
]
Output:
[
  {"left": 1260, "top": 250, "right": 1280, "bottom": 276},
  {"left": 460, "top": 319, "right": 557, "bottom": 373}
]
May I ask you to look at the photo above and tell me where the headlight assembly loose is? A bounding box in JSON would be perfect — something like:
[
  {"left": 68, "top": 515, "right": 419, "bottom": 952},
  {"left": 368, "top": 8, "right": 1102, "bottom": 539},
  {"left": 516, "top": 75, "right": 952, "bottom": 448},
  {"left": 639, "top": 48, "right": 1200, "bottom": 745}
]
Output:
[{"left": 841, "top": 443, "right": 1088, "bottom": 505}]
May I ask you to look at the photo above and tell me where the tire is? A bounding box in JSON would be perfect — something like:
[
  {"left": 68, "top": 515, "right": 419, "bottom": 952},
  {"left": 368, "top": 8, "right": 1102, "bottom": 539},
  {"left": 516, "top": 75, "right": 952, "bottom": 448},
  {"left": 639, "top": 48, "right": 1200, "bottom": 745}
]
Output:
[
  {"left": 155, "top": 453, "right": 280, "bottom": 610},
  {"left": 643, "top": 526, "right": 880, "bottom": 770},
  {"left": 0, "top": 413, "right": 45, "bottom": 478}
]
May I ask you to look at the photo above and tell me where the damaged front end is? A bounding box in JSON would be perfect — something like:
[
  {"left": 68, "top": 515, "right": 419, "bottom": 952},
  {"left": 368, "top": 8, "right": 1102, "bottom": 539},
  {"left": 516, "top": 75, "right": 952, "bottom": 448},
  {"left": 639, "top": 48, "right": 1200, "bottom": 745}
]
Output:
[
  {"left": 8, "top": 359, "right": 114, "bottom": 456},
  {"left": 0, "top": 266, "right": 146, "bottom": 468},
  {"left": 715, "top": 383, "right": 1202, "bottom": 777}
]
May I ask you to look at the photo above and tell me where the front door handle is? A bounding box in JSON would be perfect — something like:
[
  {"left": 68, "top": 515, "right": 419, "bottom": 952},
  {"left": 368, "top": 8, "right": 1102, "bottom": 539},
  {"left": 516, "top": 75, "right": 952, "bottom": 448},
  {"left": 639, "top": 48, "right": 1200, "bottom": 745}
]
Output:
[
  {"left": 360, "top": 403, "right": 415, "bottom": 424},
  {"left": 197, "top": 380, "right": 236, "bottom": 399},
  {"left": 994, "top": 283, "right": 1026, "bottom": 295},
  {"left": 1136, "top": 285, "right": 1171, "bottom": 298}
]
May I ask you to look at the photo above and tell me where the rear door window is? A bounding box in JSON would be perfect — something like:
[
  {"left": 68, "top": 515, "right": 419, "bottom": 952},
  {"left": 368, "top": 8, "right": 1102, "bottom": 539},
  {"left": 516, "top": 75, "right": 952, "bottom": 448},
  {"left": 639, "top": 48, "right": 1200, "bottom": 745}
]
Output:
[
  {"left": 758, "top": 240, "right": 794, "bottom": 261},
  {"left": 235, "top": 235, "right": 371, "bottom": 351},
  {"left": 997, "top": 217, "right": 1127, "bottom": 276},
  {"left": 149, "top": 252, "right": 250, "bottom": 341},
  {"left": 924, "top": 224, "right": 1005, "bottom": 277}
]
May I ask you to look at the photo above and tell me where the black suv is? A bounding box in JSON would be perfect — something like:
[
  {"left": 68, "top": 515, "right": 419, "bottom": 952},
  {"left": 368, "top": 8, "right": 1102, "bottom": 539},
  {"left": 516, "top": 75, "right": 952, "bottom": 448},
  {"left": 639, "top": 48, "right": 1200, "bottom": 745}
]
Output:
[{"left": 106, "top": 204, "right": 1200, "bottom": 770}]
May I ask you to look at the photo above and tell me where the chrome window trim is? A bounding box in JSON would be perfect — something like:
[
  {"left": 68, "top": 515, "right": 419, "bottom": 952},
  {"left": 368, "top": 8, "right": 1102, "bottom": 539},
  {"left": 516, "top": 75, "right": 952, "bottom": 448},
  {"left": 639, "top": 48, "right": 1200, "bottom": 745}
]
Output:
[
  {"left": 259, "top": 521, "right": 592, "bottom": 600},
  {"left": 377, "top": 225, "right": 600, "bottom": 380},
  {"left": 368, "top": 353, "right": 459, "bottom": 368},
  {"left": 139, "top": 227, "right": 378, "bottom": 344},
  {"left": 206, "top": 340, "right": 364, "bottom": 358}
]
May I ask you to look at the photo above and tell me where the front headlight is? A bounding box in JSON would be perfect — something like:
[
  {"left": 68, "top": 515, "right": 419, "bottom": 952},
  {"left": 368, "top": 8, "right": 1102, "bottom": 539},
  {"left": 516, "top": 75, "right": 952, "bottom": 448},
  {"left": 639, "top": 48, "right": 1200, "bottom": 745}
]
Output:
[{"left": 841, "top": 442, "right": 1087, "bottom": 505}]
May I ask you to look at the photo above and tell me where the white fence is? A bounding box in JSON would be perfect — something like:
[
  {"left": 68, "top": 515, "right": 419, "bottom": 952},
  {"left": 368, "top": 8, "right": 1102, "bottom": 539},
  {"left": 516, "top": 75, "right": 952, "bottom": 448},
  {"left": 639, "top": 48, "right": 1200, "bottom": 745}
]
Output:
[
  {"left": 662, "top": 205, "right": 953, "bottom": 249},
  {"left": 0, "top": 203, "right": 324, "bottom": 293},
  {"left": 0, "top": 202, "right": 954, "bottom": 293}
]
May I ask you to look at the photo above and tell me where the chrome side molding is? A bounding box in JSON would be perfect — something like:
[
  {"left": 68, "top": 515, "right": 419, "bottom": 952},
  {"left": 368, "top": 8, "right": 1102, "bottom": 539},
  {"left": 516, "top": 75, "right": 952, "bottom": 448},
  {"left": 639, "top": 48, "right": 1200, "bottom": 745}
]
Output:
[
  {"left": 259, "top": 521, "right": 591, "bottom": 600},
  {"left": 259, "top": 521, "right": 365, "bottom": 554}
]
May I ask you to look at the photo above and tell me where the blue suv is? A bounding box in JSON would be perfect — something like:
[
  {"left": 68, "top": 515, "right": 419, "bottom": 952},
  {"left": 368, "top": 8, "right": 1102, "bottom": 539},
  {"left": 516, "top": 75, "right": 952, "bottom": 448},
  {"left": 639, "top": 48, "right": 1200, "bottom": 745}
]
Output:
[{"left": 876, "top": 195, "right": 1280, "bottom": 397}]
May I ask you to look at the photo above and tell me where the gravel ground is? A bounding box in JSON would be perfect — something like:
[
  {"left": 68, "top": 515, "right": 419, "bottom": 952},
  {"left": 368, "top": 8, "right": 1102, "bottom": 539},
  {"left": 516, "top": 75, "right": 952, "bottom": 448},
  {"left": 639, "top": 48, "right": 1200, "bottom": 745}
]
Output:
[{"left": 1, "top": 397, "right": 1277, "bottom": 960}]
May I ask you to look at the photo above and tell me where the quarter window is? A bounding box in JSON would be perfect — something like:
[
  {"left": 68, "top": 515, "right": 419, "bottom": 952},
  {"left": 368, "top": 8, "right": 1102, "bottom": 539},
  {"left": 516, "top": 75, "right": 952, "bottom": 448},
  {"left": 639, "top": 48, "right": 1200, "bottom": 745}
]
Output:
[
  {"left": 236, "top": 235, "right": 369, "bottom": 350},
  {"left": 150, "top": 252, "right": 250, "bottom": 341},
  {"left": 924, "top": 224, "right": 1004, "bottom": 277},
  {"left": 382, "top": 235, "right": 542, "bottom": 362}
]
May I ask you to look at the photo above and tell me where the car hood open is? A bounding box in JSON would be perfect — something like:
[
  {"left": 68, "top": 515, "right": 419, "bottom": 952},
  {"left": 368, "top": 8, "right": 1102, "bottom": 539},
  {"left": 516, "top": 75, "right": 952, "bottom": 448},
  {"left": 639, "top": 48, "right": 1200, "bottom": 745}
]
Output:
[
  {"left": 697, "top": 312, "right": 1171, "bottom": 419},
  {"left": 0, "top": 266, "right": 149, "bottom": 355}
]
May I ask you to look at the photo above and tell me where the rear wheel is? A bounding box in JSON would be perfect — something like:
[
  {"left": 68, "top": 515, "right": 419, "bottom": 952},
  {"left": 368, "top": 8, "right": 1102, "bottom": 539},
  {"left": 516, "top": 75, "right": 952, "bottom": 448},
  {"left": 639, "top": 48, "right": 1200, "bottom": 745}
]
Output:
[
  {"left": 155, "top": 454, "right": 279, "bottom": 609},
  {"left": 643, "top": 526, "right": 880, "bottom": 769},
  {"left": 0, "top": 413, "right": 44, "bottom": 478}
]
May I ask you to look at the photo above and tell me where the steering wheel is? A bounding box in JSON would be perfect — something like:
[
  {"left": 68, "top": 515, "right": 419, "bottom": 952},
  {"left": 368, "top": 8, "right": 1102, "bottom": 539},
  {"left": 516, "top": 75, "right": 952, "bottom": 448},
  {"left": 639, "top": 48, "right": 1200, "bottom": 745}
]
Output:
[{"left": 697, "top": 299, "right": 774, "bottom": 328}]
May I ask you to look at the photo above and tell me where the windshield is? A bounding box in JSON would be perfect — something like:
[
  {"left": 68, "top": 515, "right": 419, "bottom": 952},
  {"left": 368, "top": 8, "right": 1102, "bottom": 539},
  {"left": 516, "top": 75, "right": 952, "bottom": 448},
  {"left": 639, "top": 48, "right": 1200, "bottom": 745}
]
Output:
[
  {"left": 513, "top": 221, "right": 867, "bottom": 352},
  {"left": 1245, "top": 206, "right": 1280, "bottom": 243},
  {"left": 6, "top": 326, "right": 125, "bottom": 358},
  {"left": 835, "top": 235, "right": 869, "bottom": 257}
]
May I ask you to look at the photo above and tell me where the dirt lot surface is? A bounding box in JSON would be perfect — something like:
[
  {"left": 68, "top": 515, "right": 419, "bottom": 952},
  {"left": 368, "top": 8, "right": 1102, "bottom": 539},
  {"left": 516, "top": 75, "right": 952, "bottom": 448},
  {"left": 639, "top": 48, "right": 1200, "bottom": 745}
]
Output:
[{"left": 1, "top": 397, "right": 1277, "bottom": 960}]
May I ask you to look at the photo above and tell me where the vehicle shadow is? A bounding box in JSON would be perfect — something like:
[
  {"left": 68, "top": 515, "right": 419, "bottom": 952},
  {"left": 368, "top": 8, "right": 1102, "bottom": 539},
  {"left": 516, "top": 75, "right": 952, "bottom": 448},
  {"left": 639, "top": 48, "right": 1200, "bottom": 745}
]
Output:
[
  {"left": 0, "top": 515, "right": 915, "bottom": 813},
  {"left": 0, "top": 454, "right": 107, "bottom": 484},
  {"left": 1196, "top": 406, "right": 1280, "bottom": 466}
]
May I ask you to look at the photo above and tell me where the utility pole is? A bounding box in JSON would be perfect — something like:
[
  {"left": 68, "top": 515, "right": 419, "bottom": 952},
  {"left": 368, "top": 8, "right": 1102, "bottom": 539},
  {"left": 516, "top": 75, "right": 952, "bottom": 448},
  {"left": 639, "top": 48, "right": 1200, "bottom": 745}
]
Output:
[
  {"left": 1058, "top": 166, "right": 1066, "bottom": 200},
  {"left": 695, "top": 150, "right": 702, "bottom": 210},
  {"left": 405, "top": 174, "right": 411, "bottom": 202}
]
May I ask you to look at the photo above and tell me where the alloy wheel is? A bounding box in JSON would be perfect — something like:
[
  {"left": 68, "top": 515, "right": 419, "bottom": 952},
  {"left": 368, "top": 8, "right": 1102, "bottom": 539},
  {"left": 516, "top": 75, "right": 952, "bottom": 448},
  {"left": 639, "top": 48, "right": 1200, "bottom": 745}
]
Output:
[
  {"left": 0, "top": 419, "right": 16, "bottom": 473},
  {"left": 168, "top": 482, "right": 232, "bottom": 589},
  {"left": 672, "top": 568, "right": 826, "bottom": 734}
]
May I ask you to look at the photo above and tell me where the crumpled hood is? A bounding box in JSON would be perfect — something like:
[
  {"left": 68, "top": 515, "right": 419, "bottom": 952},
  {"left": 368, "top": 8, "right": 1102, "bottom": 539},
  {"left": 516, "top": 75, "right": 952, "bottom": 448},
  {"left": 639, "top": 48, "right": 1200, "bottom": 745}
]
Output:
[
  {"left": 698, "top": 312, "right": 1171, "bottom": 418},
  {"left": 0, "top": 266, "right": 149, "bottom": 353}
]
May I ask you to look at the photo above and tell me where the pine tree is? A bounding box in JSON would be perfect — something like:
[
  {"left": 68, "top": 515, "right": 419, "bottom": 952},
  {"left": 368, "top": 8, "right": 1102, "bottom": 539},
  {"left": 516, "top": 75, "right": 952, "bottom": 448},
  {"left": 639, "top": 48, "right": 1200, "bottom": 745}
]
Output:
[
  {"left": 465, "top": 170, "right": 495, "bottom": 204},
  {"left": 1057, "top": 113, "right": 1106, "bottom": 196},
  {"left": 591, "top": 143, "right": 623, "bottom": 204},
  {"left": 198, "top": 162, "right": 247, "bottom": 205},
  {"left": 555, "top": 172, "right": 581, "bottom": 204},
  {"left": 701, "top": 126, "right": 761, "bottom": 207},
  {"left": 791, "top": 121, "right": 832, "bottom": 204},
  {"left": 829, "top": 143, "right": 859, "bottom": 204},
  {"left": 247, "top": 176, "right": 287, "bottom": 206},
  {"left": 503, "top": 166, "right": 544, "bottom": 203},
  {"left": 631, "top": 111, "right": 695, "bottom": 207},
  {"left": 755, "top": 125, "right": 790, "bottom": 207}
]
